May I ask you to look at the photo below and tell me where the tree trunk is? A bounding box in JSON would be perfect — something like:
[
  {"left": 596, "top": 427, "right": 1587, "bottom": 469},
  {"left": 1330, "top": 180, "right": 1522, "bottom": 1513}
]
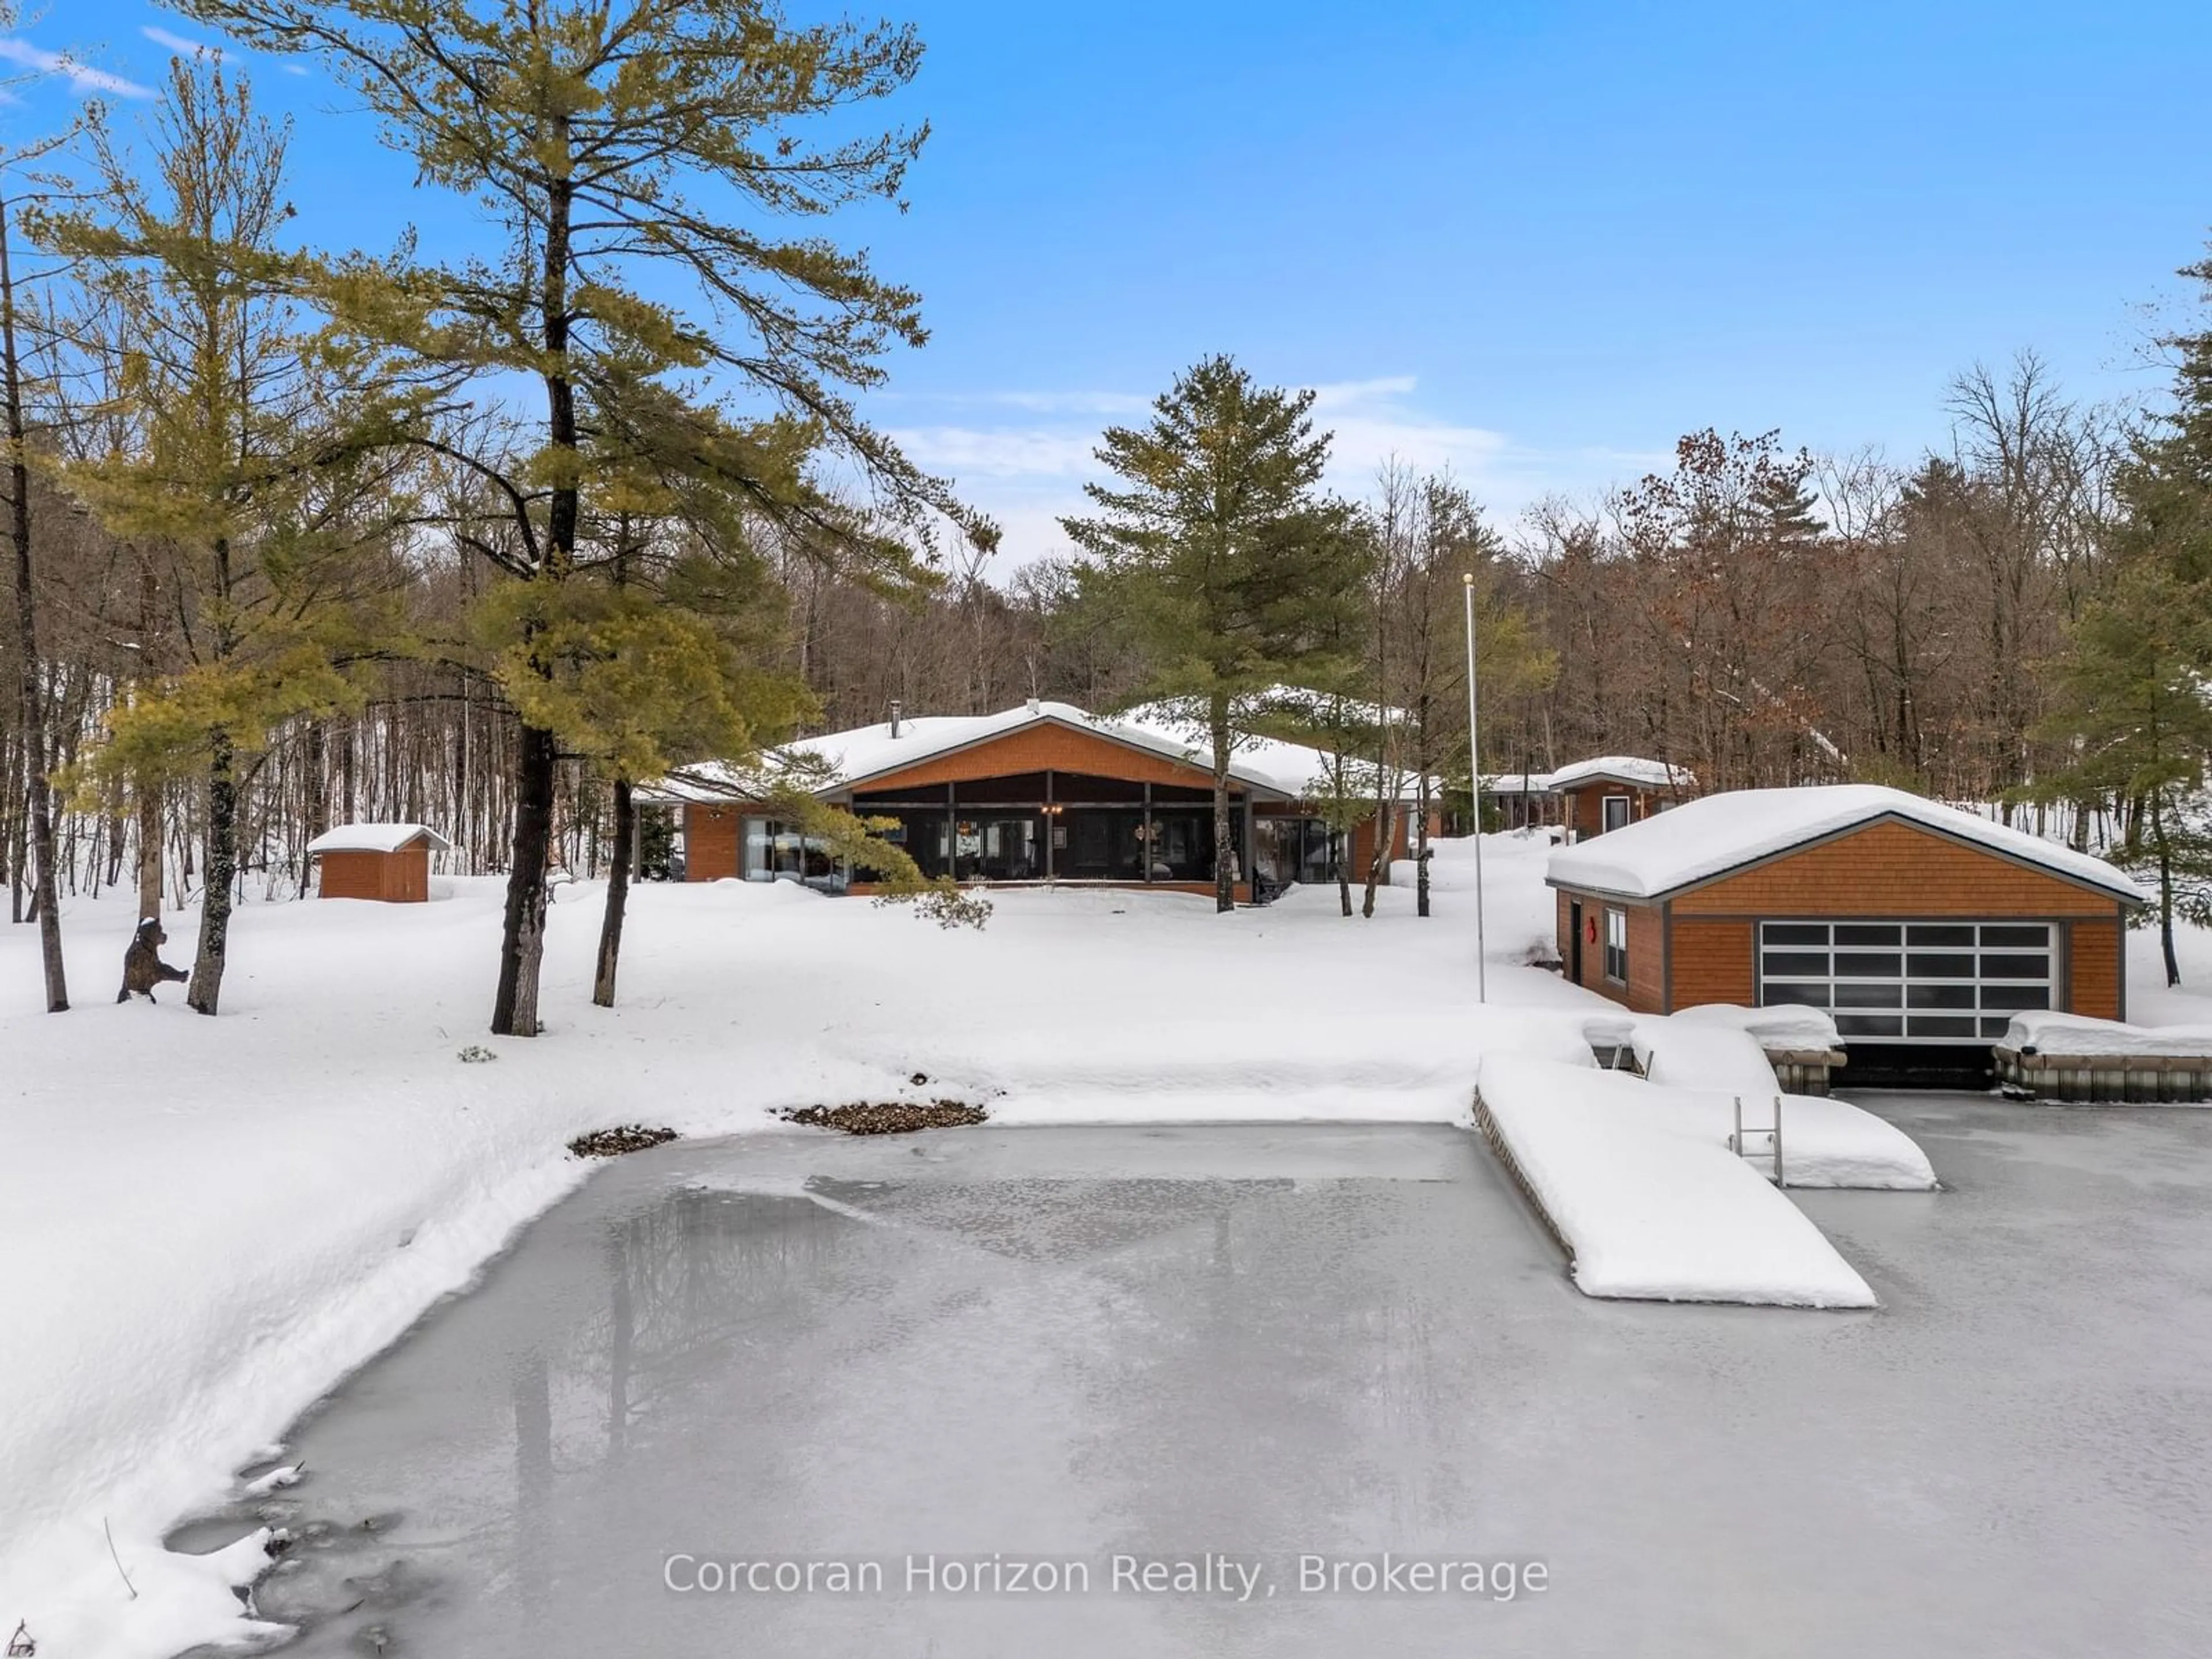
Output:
[
  {"left": 1208, "top": 688, "right": 1234, "bottom": 913},
  {"left": 137, "top": 781, "right": 162, "bottom": 919},
  {"left": 187, "top": 730, "right": 237, "bottom": 1015},
  {"left": 492, "top": 116, "right": 578, "bottom": 1035},
  {"left": 1414, "top": 773, "right": 1431, "bottom": 919},
  {"left": 1362, "top": 799, "right": 1393, "bottom": 919},
  {"left": 493, "top": 722, "right": 556, "bottom": 1035},
  {"left": 2, "top": 192, "right": 65, "bottom": 1011},
  {"left": 2153, "top": 790, "right": 2180, "bottom": 988},
  {"left": 593, "top": 776, "right": 635, "bottom": 1008}
]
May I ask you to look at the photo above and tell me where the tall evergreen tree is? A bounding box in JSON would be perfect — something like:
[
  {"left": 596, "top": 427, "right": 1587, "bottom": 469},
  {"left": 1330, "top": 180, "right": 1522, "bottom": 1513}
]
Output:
[
  {"left": 2034, "top": 253, "right": 2212, "bottom": 983},
  {"left": 179, "top": 0, "right": 986, "bottom": 1035},
  {"left": 2032, "top": 562, "right": 2212, "bottom": 985},
  {"left": 1062, "top": 355, "right": 1365, "bottom": 912}
]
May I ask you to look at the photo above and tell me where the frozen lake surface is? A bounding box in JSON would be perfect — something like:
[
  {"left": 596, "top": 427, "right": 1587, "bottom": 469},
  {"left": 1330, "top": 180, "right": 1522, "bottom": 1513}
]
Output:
[{"left": 216, "top": 1101, "right": 2212, "bottom": 1658}]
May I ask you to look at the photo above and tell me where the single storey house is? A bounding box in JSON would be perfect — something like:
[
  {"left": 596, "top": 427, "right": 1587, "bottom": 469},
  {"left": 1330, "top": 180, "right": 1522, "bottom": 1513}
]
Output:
[
  {"left": 1548, "top": 756, "right": 1695, "bottom": 840},
  {"left": 306, "top": 823, "right": 451, "bottom": 903},
  {"left": 1547, "top": 786, "right": 2143, "bottom": 1075},
  {"left": 645, "top": 700, "right": 1428, "bottom": 903}
]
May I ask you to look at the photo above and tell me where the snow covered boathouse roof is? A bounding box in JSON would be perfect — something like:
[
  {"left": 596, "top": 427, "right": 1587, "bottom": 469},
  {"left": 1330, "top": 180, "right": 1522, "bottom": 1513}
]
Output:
[
  {"left": 1545, "top": 785, "right": 2145, "bottom": 904},
  {"left": 304, "top": 822, "right": 453, "bottom": 855},
  {"left": 1544, "top": 755, "right": 1695, "bottom": 792}
]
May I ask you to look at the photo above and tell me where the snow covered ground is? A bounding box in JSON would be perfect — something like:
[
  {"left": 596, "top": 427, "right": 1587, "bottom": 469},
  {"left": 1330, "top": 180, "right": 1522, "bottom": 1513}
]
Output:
[{"left": 1, "top": 840, "right": 1594, "bottom": 1657}]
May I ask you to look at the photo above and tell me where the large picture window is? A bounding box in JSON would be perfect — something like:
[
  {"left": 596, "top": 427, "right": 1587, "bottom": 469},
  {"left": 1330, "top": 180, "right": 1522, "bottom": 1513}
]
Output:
[
  {"left": 1757, "top": 921, "right": 2053, "bottom": 1042},
  {"left": 1604, "top": 907, "right": 1629, "bottom": 983}
]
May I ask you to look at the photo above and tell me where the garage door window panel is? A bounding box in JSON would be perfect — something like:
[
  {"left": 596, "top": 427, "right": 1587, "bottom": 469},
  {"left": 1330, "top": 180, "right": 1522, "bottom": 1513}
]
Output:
[{"left": 1758, "top": 920, "right": 2053, "bottom": 1044}]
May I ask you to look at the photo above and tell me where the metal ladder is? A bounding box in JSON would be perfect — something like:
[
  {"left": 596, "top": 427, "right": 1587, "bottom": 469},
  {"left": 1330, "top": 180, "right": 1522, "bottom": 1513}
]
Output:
[{"left": 1730, "top": 1094, "right": 1786, "bottom": 1186}]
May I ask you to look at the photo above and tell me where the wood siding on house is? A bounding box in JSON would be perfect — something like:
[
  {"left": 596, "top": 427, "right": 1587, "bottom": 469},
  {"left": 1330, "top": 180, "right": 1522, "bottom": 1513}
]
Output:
[
  {"left": 1556, "top": 887, "right": 1662, "bottom": 1010},
  {"left": 1669, "top": 819, "right": 2118, "bottom": 918},
  {"left": 317, "top": 844, "right": 431, "bottom": 903},
  {"left": 684, "top": 804, "right": 741, "bottom": 881},
  {"left": 1669, "top": 916, "right": 1756, "bottom": 1009},
  {"left": 2066, "top": 916, "right": 2126, "bottom": 1022}
]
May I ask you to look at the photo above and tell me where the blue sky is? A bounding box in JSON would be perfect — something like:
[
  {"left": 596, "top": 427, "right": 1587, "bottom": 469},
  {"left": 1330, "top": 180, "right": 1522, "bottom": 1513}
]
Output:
[{"left": 8, "top": 1, "right": 2212, "bottom": 567}]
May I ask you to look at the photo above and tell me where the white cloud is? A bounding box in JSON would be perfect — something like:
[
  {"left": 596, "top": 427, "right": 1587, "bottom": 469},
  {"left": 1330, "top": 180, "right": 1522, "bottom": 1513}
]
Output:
[
  {"left": 882, "top": 376, "right": 1666, "bottom": 574},
  {"left": 885, "top": 425, "right": 1100, "bottom": 479},
  {"left": 141, "top": 25, "right": 214, "bottom": 56},
  {"left": 0, "top": 37, "right": 154, "bottom": 98}
]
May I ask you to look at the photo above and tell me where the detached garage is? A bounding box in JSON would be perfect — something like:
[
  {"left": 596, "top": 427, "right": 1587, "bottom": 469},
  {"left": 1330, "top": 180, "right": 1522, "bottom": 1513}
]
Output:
[
  {"left": 307, "top": 823, "right": 451, "bottom": 903},
  {"left": 1547, "top": 786, "right": 2144, "bottom": 1079}
]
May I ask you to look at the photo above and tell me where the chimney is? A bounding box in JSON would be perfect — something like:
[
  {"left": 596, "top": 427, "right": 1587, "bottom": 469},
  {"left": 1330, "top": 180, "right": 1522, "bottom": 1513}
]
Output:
[
  {"left": 889, "top": 699, "right": 903, "bottom": 738},
  {"left": 1026, "top": 696, "right": 1041, "bottom": 714}
]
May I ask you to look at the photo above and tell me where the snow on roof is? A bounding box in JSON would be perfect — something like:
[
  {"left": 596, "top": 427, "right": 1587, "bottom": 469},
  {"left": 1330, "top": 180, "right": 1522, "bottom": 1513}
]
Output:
[
  {"left": 647, "top": 701, "right": 1425, "bottom": 804},
  {"left": 1483, "top": 771, "right": 1554, "bottom": 794},
  {"left": 1545, "top": 755, "right": 1695, "bottom": 791},
  {"left": 305, "top": 822, "right": 452, "bottom": 855},
  {"left": 1546, "top": 785, "right": 2146, "bottom": 903}
]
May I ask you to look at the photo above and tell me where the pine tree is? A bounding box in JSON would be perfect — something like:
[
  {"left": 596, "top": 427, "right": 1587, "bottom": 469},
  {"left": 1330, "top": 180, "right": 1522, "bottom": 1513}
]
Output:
[
  {"left": 178, "top": 0, "right": 987, "bottom": 1035},
  {"left": 1062, "top": 355, "right": 1366, "bottom": 912},
  {"left": 35, "top": 59, "right": 423, "bottom": 1015},
  {"left": 2032, "top": 256, "right": 2212, "bottom": 983},
  {"left": 2032, "top": 563, "right": 2212, "bottom": 985}
]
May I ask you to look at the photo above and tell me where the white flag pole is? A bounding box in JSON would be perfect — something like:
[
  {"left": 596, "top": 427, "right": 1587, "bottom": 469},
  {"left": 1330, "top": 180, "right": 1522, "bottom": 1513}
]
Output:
[{"left": 1464, "top": 573, "right": 1487, "bottom": 1002}]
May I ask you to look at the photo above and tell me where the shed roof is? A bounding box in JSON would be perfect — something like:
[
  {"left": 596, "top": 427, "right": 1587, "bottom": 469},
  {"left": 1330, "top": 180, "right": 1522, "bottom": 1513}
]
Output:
[
  {"left": 1546, "top": 755, "right": 1696, "bottom": 791},
  {"left": 1546, "top": 785, "right": 2145, "bottom": 903},
  {"left": 305, "top": 823, "right": 452, "bottom": 855},
  {"left": 646, "top": 701, "right": 1425, "bottom": 805}
]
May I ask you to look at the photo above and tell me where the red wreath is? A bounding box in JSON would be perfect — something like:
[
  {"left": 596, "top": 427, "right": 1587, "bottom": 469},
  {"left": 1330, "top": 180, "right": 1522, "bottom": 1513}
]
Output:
[{"left": 1585, "top": 916, "right": 1599, "bottom": 944}]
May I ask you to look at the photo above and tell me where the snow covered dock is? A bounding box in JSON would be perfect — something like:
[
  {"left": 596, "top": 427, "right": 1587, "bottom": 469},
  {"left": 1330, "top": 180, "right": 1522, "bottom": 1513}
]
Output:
[{"left": 1476, "top": 1056, "right": 1882, "bottom": 1308}]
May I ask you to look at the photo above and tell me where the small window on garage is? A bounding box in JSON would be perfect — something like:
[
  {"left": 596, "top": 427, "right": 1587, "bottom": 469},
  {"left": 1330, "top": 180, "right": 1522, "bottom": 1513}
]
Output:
[
  {"left": 1602, "top": 794, "right": 1631, "bottom": 834},
  {"left": 1604, "top": 907, "right": 1629, "bottom": 983}
]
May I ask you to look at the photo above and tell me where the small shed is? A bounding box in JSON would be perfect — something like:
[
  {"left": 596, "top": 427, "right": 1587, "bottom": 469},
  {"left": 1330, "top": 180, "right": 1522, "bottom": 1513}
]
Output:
[
  {"left": 1548, "top": 756, "right": 1695, "bottom": 840},
  {"left": 1547, "top": 786, "right": 2143, "bottom": 1080},
  {"left": 306, "top": 823, "right": 451, "bottom": 903}
]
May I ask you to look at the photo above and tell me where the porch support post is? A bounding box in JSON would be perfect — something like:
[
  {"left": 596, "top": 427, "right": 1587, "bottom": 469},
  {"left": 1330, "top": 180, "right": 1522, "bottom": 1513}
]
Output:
[{"left": 1143, "top": 782, "right": 1153, "bottom": 884}]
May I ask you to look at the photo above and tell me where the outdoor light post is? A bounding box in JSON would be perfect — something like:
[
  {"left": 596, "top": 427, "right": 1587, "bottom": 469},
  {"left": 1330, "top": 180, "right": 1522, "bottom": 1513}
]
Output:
[{"left": 1464, "top": 572, "right": 1488, "bottom": 1002}]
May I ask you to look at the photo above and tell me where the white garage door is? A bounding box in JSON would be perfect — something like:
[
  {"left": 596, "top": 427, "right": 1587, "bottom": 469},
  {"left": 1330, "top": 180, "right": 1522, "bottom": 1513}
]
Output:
[{"left": 1756, "top": 921, "right": 2054, "bottom": 1043}]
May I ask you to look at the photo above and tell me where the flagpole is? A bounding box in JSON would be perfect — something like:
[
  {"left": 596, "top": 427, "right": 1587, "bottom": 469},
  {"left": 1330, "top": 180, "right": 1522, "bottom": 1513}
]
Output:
[{"left": 1464, "top": 573, "right": 1487, "bottom": 1002}]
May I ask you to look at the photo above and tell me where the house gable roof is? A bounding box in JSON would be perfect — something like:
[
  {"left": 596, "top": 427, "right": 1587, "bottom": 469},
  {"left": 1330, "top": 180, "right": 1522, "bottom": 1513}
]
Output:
[
  {"left": 1545, "top": 785, "right": 2144, "bottom": 904},
  {"left": 645, "top": 700, "right": 1425, "bottom": 805}
]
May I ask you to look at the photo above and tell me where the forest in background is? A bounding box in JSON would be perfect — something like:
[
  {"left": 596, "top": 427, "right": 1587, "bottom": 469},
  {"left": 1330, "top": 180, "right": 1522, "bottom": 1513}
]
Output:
[{"left": 8, "top": 0, "right": 2212, "bottom": 1028}]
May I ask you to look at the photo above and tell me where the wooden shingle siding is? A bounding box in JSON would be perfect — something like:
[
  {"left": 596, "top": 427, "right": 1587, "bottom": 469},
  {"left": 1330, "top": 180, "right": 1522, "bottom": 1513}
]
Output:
[
  {"left": 2067, "top": 917, "right": 2124, "bottom": 1021},
  {"left": 1669, "top": 819, "right": 2117, "bottom": 918},
  {"left": 860, "top": 723, "right": 1217, "bottom": 794},
  {"left": 317, "top": 850, "right": 384, "bottom": 901},
  {"left": 316, "top": 844, "right": 430, "bottom": 902},
  {"left": 1626, "top": 903, "right": 1664, "bottom": 1010},
  {"left": 1555, "top": 888, "right": 1660, "bottom": 1010},
  {"left": 1670, "top": 916, "right": 1755, "bottom": 1008},
  {"left": 685, "top": 805, "right": 741, "bottom": 881}
]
